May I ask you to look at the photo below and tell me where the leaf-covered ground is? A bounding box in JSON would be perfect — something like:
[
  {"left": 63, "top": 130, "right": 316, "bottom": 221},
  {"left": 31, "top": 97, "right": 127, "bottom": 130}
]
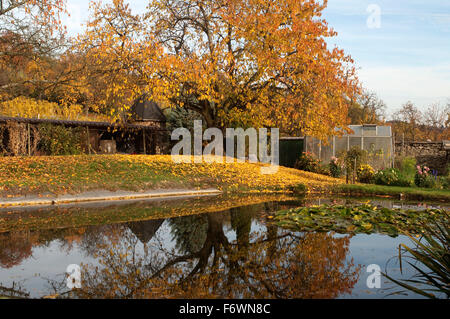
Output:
[
  {"left": 273, "top": 204, "right": 448, "bottom": 237},
  {"left": 0, "top": 155, "right": 340, "bottom": 197}
]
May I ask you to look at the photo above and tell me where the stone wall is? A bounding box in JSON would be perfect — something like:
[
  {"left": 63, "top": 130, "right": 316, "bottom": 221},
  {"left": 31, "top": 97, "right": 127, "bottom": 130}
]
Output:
[{"left": 395, "top": 141, "right": 449, "bottom": 175}]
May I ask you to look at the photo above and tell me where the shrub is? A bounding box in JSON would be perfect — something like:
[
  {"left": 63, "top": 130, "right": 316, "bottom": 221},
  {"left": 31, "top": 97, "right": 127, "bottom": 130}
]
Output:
[
  {"left": 38, "top": 124, "right": 83, "bottom": 155},
  {"left": 414, "top": 165, "right": 437, "bottom": 188},
  {"left": 439, "top": 164, "right": 450, "bottom": 190},
  {"left": 295, "top": 152, "right": 320, "bottom": 172},
  {"left": 329, "top": 156, "right": 343, "bottom": 178},
  {"left": 374, "top": 168, "right": 412, "bottom": 187},
  {"left": 295, "top": 152, "right": 329, "bottom": 175},
  {"left": 317, "top": 163, "right": 330, "bottom": 176},
  {"left": 374, "top": 168, "right": 396, "bottom": 186},
  {"left": 395, "top": 175, "right": 414, "bottom": 187},
  {"left": 357, "top": 164, "right": 375, "bottom": 184},
  {"left": 439, "top": 176, "right": 450, "bottom": 190}
]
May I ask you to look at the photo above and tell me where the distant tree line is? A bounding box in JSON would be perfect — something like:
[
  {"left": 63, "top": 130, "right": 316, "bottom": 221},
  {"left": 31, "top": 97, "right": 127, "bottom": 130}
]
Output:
[
  {"left": 347, "top": 90, "right": 449, "bottom": 142},
  {"left": 390, "top": 101, "right": 450, "bottom": 142}
]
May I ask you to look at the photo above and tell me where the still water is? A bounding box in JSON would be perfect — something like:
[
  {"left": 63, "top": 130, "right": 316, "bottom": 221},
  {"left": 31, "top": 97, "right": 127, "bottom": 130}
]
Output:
[{"left": 0, "top": 195, "right": 447, "bottom": 299}]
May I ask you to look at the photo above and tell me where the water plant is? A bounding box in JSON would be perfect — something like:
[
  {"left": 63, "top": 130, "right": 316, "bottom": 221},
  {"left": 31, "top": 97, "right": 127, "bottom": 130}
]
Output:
[
  {"left": 383, "top": 212, "right": 449, "bottom": 299},
  {"left": 272, "top": 204, "right": 447, "bottom": 237}
]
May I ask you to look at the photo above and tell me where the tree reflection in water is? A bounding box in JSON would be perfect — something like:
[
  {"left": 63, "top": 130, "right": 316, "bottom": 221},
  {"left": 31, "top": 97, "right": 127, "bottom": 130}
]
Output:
[
  {"left": 0, "top": 231, "right": 35, "bottom": 269},
  {"left": 71, "top": 205, "right": 360, "bottom": 299}
]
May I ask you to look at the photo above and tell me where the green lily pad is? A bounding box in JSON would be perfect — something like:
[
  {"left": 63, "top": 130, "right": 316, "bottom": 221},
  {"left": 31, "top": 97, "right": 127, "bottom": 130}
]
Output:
[{"left": 272, "top": 204, "right": 447, "bottom": 236}]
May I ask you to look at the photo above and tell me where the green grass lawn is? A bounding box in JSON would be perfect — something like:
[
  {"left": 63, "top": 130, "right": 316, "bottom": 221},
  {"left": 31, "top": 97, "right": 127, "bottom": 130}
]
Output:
[{"left": 337, "top": 183, "right": 450, "bottom": 201}]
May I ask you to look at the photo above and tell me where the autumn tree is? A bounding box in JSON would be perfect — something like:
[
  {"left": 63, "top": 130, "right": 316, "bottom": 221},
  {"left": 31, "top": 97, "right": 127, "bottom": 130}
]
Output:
[
  {"left": 391, "top": 101, "right": 450, "bottom": 142},
  {"left": 73, "top": 0, "right": 162, "bottom": 121},
  {"left": 78, "top": 0, "right": 358, "bottom": 135},
  {"left": 391, "top": 101, "right": 423, "bottom": 141},
  {"left": 144, "top": 0, "right": 359, "bottom": 138},
  {"left": 348, "top": 90, "right": 386, "bottom": 124},
  {"left": 423, "top": 103, "right": 450, "bottom": 141},
  {"left": 0, "top": 231, "right": 34, "bottom": 268},
  {"left": 0, "top": 0, "right": 67, "bottom": 100},
  {"left": 446, "top": 100, "right": 450, "bottom": 128}
]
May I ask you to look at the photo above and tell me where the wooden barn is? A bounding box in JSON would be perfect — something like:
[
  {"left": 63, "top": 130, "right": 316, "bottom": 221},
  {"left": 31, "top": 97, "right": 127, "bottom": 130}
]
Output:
[{"left": 0, "top": 96, "right": 169, "bottom": 156}]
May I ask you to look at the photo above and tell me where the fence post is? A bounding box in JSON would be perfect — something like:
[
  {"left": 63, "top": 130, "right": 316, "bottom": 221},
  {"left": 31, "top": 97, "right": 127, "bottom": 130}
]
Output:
[
  {"left": 402, "top": 133, "right": 405, "bottom": 156},
  {"left": 319, "top": 139, "right": 322, "bottom": 161},
  {"left": 391, "top": 134, "right": 395, "bottom": 168},
  {"left": 27, "top": 123, "right": 31, "bottom": 156},
  {"left": 361, "top": 127, "right": 364, "bottom": 150},
  {"left": 333, "top": 136, "right": 336, "bottom": 157}
]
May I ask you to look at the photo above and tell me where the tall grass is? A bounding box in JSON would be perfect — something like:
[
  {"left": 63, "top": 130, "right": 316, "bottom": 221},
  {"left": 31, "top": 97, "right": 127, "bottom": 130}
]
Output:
[{"left": 383, "top": 212, "right": 450, "bottom": 299}]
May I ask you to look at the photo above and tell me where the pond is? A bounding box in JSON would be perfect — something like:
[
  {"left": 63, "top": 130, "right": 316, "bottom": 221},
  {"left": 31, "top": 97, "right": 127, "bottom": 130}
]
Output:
[{"left": 0, "top": 195, "right": 448, "bottom": 299}]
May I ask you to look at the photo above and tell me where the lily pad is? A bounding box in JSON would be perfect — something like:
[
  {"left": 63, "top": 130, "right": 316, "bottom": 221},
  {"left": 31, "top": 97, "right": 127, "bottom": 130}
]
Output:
[{"left": 272, "top": 204, "right": 448, "bottom": 237}]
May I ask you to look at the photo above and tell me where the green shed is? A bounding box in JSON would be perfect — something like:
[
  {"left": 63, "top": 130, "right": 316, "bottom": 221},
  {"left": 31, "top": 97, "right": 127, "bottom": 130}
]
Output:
[{"left": 279, "top": 137, "right": 304, "bottom": 168}]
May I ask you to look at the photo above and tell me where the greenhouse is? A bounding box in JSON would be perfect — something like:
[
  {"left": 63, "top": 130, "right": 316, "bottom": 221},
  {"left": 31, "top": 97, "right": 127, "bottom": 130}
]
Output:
[{"left": 305, "top": 125, "right": 394, "bottom": 169}]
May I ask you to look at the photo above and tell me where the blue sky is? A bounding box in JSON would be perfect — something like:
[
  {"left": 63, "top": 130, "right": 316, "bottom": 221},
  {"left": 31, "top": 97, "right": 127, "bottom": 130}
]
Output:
[{"left": 63, "top": 0, "right": 450, "bottom": 117}]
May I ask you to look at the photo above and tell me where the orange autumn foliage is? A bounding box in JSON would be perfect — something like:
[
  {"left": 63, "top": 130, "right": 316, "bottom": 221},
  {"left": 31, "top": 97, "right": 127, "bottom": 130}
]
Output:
[
  {"left": 0, "top": 1, "right": 67, "bottom": 100},
  {"left": 76, "top": 0, "right": 359, "bottom": 138},
  {"left": 1, "top": 0, "right": 359, "bottom": 139},
  {"left": 147, "top": 0, "right": 360, "bottom": 137},
  {"left": 72, "top": 0, "right": 163, "bottom": 120}
]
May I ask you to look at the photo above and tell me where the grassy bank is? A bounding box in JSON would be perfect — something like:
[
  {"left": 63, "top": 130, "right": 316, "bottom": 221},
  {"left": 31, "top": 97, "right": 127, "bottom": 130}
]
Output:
[
  {"left": 0, "top": 155, "right": 339, "bottom": 197},
  {"left": 1, "top": 155, "right": 449, "bottom": 201},
  {"left": 336, "top": 184, "right": 450, "bottom": 202}
]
